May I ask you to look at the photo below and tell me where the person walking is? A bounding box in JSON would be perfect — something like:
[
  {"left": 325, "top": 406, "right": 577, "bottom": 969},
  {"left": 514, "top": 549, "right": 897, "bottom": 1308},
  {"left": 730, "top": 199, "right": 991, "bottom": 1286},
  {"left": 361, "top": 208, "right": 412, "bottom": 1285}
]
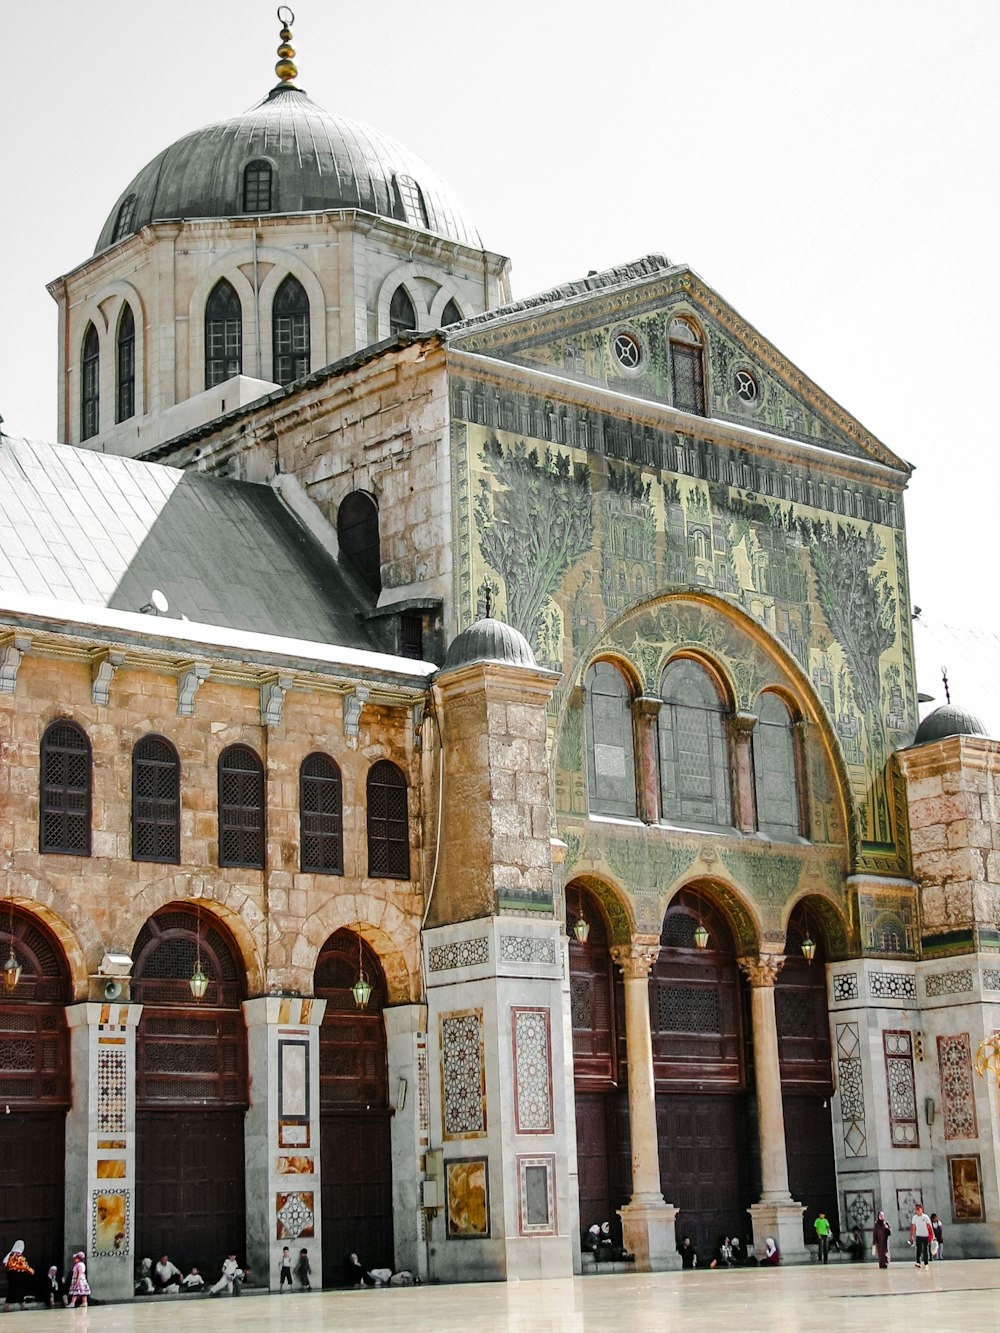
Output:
[
  {"left": 67, "top": 1251, "right": 91, "bottom": 1308},
  {"left": 909, "top": 1204, "right": 933, "bottom": 1268},
  {"left": 930, "top": 1213, "right": 944, "bottom": 1261},
  {"left": 814, "top": 1213, "right": 832, "bottom": 1264},
  {"left": 2, "top": 1241, "right": 34, "bottom": 1311},
  {"left": 873, "top": 1210, "right": 892, "bottom": 1268},
  {"left": 295, "top": 1248, "right": 312, "bottom": 1291}
]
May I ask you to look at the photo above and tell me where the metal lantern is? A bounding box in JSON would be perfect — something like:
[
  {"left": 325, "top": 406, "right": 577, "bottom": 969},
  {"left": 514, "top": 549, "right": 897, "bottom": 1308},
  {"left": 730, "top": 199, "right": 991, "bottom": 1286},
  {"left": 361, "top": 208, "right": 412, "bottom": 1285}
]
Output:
[
  {"left": 352, "top": 936, "right": 372, "bottom": 1010},
  {"left": 573, "top": 916, "right": 591, "bottom": 944},
  {"left": 801, "top": 936, "right": 817, "bottom": 963},
  {"left": 189, "top": 965, "right": 209, "bottom": 1001},
  {"left": 693, "top": 923, "right": 710, "bottom": 951},
  {"left": 2, "top": 947, "right": 21, "bottom": 993}
]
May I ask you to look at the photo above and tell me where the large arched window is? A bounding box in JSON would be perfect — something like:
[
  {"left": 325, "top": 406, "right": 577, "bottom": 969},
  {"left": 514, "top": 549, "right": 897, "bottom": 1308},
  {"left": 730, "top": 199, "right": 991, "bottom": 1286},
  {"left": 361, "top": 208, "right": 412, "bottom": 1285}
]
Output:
[
  {"left": 389, "top": 285, "right": 417, "bottom": 337},
  {"left": 116, "top": 303, "right": 136, "bottom": 423},
  {"left": 132, "top": 734, "right": 180, "bottom": 864},
  {"left": 668, "top": 316, "right": 706, "bottom": 416},
  {"left": 242, "top": 160, "right": 273, "bottom": 212},
  {"left": 218, "top": 744, "right": 264, "bottom": 869},
  {"left": 752, "top": 693, "right": 802, "bottom": 839},
  {"left": 39, "top": 720, "right": 91, "bottom": 856},
  {"left": 300, "top": 752, "right": 343, "bottom": 874},
  {"left": 338, "top": 490, "right": 381, "bottom": 593},
  {"left": 367, "top": 760, "right": 409, "bottom": 879},
  {"left": 205, "top": 279, "right": 242, "bottom": 388},
  {"left": 440, "top": 297, "right": 462, "bottom": 326},
  {"left": 272, "top": 274, "right": 310, "bottom": 388},
  {"left": 658, "top": 658, "right": 732, "bottom": 828},
  {"left": 584, "top": 660, "right": 637, "bottom": 818},
  {"left": 81, "top": 322, "right": 100, "bottom": 441}
]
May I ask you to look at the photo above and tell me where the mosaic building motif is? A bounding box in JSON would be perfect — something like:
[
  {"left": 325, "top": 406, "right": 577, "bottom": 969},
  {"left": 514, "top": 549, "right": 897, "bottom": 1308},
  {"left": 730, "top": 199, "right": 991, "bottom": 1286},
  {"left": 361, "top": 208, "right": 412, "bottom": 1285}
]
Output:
[
  {"left": 97, "top": 1047, "right": 127, "bottom": 1136},
  {"left": 511, "top": 1008, "right": 553, "bottom": 1134},
  {"left": 835, "top": 1022, "right": 867, "bottom": 1157},
  {"left": 440, "top": 1009, "right": 487, "bottom": 1140},
  {"left": 938, "top": 1033, "right": 978, "bottom": 1141},
  {"left": 883, "top": 1030, "right": 919, "bottom": 1147}
]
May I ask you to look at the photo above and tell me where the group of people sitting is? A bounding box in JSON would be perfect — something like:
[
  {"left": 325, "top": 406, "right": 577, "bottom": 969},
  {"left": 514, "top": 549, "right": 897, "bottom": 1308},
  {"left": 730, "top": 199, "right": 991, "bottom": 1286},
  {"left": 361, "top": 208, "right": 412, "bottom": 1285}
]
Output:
[
  {"left": 581, "top": 1222, "right": 634, "bottom": 1263},
  {"left": 677, "top": 1233, "right": 772, "bottom": 1268},
  {"left": 135, "top": 1253, "right": 251, "bottom": 1296},
  {"left": 3, "top": 1241, "right": 91, "bottom": 1310}
]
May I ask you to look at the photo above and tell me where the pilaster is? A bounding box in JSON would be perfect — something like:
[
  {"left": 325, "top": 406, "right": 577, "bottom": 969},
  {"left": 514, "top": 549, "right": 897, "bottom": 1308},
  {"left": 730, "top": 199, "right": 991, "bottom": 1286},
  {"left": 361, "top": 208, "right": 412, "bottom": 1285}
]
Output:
[
  {"left": 384, "top": 1003, "right": 430, "bottom": 1279},
  {"left": 633, "top": 697, "right": 662, "bottom": 826}
]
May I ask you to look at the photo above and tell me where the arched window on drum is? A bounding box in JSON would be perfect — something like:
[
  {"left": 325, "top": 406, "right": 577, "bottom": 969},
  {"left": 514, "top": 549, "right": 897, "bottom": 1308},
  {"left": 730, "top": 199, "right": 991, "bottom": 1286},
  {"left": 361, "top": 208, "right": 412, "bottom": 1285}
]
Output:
[
  {"left": 658, "top": 659, "right": 732, "bottom": 829},
  {"left": 752, "top": 693, "right": 802, "bottom": 839},
  {"left": 584, "top": 660, "right": 637, "bottom": 819}
]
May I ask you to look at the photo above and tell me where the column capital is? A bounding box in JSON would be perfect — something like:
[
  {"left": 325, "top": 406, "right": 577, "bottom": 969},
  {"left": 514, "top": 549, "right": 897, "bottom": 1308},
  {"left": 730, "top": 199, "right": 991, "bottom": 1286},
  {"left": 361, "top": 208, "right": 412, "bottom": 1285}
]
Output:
[
  {"left": 611, "top": 939, "right": 660, "bottom": 979},
  {"left": 633, "top": 695, "right": 662, "bottom": 720},
  {"left": 738, "top": 953, "right": 786, "bottom": 987},
  {"left": 730, "top": 710, "right": 759, "bottom": 739}
]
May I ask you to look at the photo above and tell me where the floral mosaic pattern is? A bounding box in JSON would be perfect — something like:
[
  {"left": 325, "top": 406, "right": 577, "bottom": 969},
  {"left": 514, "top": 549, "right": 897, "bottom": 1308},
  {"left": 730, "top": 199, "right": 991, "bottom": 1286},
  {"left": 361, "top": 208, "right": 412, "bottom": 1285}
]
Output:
[
  {"left": 884, "top": 1030, "right": 919, "bottom": 1147},
  {"left": 441, "top": 1009, "right": 487, "bottom": 1140},
  {"left": 428, "top": 937, "right": 490, "bottom": 973},
  {"left": 832, "top": 973, "right": 859, "bottom": 1002},
  {"left": 836, "top": 1022, "right": 867, "bottom": 1157},
  {"left": 512, "top": 1008, "right": 553, "bottom": 1134},
  {"left": 499, "top": 935, "right": 557, "bottom": 965},
  {"left": 938, "top": 1033, "right": 978, "bottom": 1140},
  {"left": 97, "top": 1047, "right": 127, "bottom": 1135},
  {"left": 925, "top": 970, "right": 973, "bottom": 998},
  {"left": 868, "top": 971, "right": 916, "bottom": 1001},
  {"left": 276, "top": 1190, "right": 315, "bottom": 1239}
]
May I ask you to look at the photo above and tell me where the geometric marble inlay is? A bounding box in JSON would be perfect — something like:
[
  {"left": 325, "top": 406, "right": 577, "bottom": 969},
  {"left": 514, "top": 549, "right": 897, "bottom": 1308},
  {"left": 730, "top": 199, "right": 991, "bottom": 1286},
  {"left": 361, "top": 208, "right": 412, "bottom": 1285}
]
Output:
[
  {"left": 884, "top": 1030, "right": 919, "bottom": 1147},
  {"left": 983, "top": 968, "right": 1000, "bottom": 992},
  {"left": 836, "top": 1021, "right": 867, "bottom": 1157},
  {"left": 500, "top": 935, "right": 557, "bottom": 965},
  {"left": 512, "top": 1008, "right": 553, "bottom": 1133},
  {"left": 869, "top": 970, "right": 916, "bottom": 1001},
  {"left": 441, "top": 1009, "right": 486, "bottom": 1140},
  {"left": 938, "top": 1032, "right": 978, "bottom": 1140},
  {"left": 833, "top": 973, "right": 860, "bottom": 1002},
  {"left": 97, "top": 1046, "right": 127, "bottom": 1135},
  {"left": 428, "top": 937, "right": 490, "bottom": 973},
  {"left": 844, "top": 1188, "right": 875, "bottom": 1230},
  {"left": 275, "top": 1190, "right": 315, "bottom": 1240},
  {"left": 896, "top": 1185, "right": 923, "bottom": 1232},
  {"left": 925, "top": 970, "right": 974, "bottom": 998}
]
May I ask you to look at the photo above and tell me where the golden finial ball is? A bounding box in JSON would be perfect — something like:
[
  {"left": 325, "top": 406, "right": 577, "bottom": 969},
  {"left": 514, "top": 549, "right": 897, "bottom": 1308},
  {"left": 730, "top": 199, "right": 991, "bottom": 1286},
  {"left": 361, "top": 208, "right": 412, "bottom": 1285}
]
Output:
[
  {"left": 277, "top": 42, "right": 295, "bottom": 58},
  {"left": 275, "top": 58, "right": 298, "bottom": 81}
]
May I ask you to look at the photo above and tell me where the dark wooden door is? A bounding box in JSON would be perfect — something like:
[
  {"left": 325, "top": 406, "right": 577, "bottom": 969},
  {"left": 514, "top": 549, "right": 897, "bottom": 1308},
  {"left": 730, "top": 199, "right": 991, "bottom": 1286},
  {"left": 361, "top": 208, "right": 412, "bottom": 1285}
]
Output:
[
  {"left": 575, "top": 1091, "right": 611, "bottom": 1233},
  {"left": 320, "top": 1109, "right": 393, "bottom": 1278},
  {"left": 136, "top": 1108, "right": 246, "bottom": 1275},
  {"left": 657, "top": 1093, "right": 752, "bottom": 1255},
  {"left": 783, "top": 1094, "right": 838, "bottom": 1240},
  {"left": 0, "top": 1111, "right": 65, "bottom": 1272}
]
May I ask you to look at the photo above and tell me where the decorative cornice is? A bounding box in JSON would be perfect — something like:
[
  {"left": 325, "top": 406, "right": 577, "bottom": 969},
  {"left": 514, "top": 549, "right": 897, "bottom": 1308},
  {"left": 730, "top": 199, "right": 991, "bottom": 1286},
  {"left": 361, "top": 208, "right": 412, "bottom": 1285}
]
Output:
[
  {"left": 0, "top": 634, "right": 30, "bottom": 694},
  {"left": 90, "top": 649, "right": 124, "bottom": 705}
]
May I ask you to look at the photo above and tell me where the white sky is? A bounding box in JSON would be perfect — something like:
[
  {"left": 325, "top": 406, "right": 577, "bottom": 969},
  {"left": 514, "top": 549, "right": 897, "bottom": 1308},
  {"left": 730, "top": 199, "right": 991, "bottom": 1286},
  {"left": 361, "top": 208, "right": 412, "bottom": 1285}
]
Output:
[{"left": 1, "top": 0, "right": 997, "bottom": 733}]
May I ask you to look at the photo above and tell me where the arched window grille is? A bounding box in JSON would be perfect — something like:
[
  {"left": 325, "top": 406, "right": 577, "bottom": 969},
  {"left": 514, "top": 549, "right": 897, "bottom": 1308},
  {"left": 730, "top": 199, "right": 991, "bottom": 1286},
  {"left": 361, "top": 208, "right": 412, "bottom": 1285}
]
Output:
[
  {"left": 218, "top": 744, "right": 265, "bottom": 869},
  {"left": 584, "top": 660, "right": 637, "bottom": 818},
  {"left": 300, "top": 752, "right": 343, "bottom": 874},
  {"left": 668, "top": 316, "right": 706, "bottom": 416},
  {"left": 367, "top": 760, "right": 409, "bottom": 879},
  {"left": 116, "top": 303, "right": 136, "bottom": 423},
  {"left": 272, "top": 274, "right": 310, "bottom": 387},
  {"left": 132, "top": 734, "right": 180, "bottom": 864},
  {"left": 392, "top": 174, "right": 429, "bottom": 228},
  {"left": 81, "top": 322, "right": 100, "bottom": 441},
  {"left": 205, "top": 279, "right": 242, "bottom": 388},
  {"left": 39, "top": 720, "right": 92, "bottom": 856},
  {"left": 242, "top": 160, "right": 273, "bottom": 213},
  {"left": 337, "top": 490, "right": 381, "bottom": 593},
  {"left": 441, "top": 297, "right": 462, "bottom": 326},
  {"left": 752, "top": 693, "right": 801, "bottom": 838},
  {"left": 111, "top": 193, "right": 137, "bottom": 245},
  {"left": 658, "top": 658, "right": 732, "bottom": 828},
  {"left": 389, "top": 285, "right": 417, "bottom": 337}
]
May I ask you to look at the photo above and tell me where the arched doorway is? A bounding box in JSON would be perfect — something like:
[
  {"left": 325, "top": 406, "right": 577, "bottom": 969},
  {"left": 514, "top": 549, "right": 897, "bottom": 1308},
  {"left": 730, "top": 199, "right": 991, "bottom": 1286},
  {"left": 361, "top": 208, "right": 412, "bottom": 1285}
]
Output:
[
  {"left": 315, "top": 930, "right": 393, "bottom": 1281},
  {"left": 0, "top": 908, "right": 70, "bottom": 1270},
  {"left": 566, "top": 884, "right": 630, "bottom": 1240},
  {"left": 653, "top": 889, "right": 755, "bottom": 1256},
  {"left": 777, "top": 903, "right": 838, "bottom": 1240},
  {"left": 132, "top": 906, "right": 247, "bottom": 1274}
]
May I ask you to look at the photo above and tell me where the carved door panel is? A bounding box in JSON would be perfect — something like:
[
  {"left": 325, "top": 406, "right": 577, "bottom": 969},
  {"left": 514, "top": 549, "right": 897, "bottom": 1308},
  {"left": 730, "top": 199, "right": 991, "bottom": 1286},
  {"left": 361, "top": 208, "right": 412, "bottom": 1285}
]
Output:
[
  {"left": 320, "top": 1109, "right": 393, "bottom": 1280},
  {"left": 657, "top": 1093, "right": 752, "bottom": 1256}
]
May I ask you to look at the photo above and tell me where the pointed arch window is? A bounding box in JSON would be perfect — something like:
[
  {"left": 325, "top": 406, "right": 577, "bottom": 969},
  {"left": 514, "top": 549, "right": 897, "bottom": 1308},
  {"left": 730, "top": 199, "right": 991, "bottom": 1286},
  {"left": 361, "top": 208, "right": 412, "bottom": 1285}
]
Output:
[
  {"left": 242, "top": 160, "right": 273, "bottom": 213},
  {"left": 205, "top": 279, "right": 242, "bottom": 388},
  {"left": 367, "top": 760, "right": 409, "bottom": 879},
  {"left": 132, "top": 735, "right": 180, "bottom": 864},
  {"left": 389, "top": 286, "right": 417, "bottom": 337},
  {"left": 441, "top": 297, "right": 462, "bottom": 326},
  {"left": 584, "top": 660, "right": 637, "bottom": 818},
  {"left": 752, "top": 692, "right": 801, "bottom": 838},
  {"left": 111, "top": 193, "right": 137, "bottom": 245},
  {"left": 116, "top": 303, "right": 136, "bottom": 423},
  {"left": 300, "top": 752, "right": 343, "bottom": 874},
  {"left": 669, "top": 316, "right": 706, "bottom": 416},
  {"left": 39, "top": 720, "right": 92, "bottom": 856},
  {"left": 218, "top": 744, "right": 265, "bottom": 869},
  {"left": 272, "top": 274, "right": 310, "bottom": 387},
  {"left": 337, "top": 490, "right": 381, "bottom": 594},
  {"left": 658, "top": 658, "right": 732, "bottom": 828},
  {"left": 81, "top": 322, "right": 100, "bottom": 441}
]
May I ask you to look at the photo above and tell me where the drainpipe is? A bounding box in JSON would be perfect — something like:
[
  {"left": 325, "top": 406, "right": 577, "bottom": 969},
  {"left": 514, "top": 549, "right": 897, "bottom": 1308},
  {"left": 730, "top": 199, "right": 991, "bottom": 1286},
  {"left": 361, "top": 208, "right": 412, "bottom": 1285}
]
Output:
[{"left": 252, "top": 226, "right": 262, "bottom": 379}]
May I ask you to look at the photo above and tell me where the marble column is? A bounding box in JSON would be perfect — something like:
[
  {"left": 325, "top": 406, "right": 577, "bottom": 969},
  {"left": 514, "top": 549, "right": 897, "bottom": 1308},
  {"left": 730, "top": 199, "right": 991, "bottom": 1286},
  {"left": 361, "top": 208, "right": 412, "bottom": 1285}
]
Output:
[
  {"left": 64, "top": 1000, "right": 143, "bottom": 1304},
  {"left": 383, "top": 1003, "right": 429, "bottom": 1280},
  {"left": 609, "top": 940, "right": 679, "bottom": 1271},
  {"left": 730, "top": 711, "right": 758, "bottom": 833},
  {"left": 739, "top": 954, "right": 807, "bottom": 1261},
  {"left": 242, "top": 995, "right": 327, "bottom": 1290},
  {"left": 633, "top": 697, "right": 662, "bottom": 826}
]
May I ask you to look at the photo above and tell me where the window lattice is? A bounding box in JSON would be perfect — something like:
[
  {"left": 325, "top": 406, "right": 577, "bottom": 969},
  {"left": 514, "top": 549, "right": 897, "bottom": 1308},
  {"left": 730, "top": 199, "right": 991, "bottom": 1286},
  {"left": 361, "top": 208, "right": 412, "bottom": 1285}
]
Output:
[
  {"left": 111, "top": 193, "right": 137, "bottom": 244},
  {"left": 242, "top": 160, "right": 273, "bottom": 212},
  {"left": 659, "top": 659, "right": 732, "bottom": 828},
  {"left": 661, "top": 911, "right": 699, "bottom": 949},
  {"left": 393, "top": 174, "right": 429, "bottom": 228},
  {"left": 669, "top": 317, "right": 706, "bottom": 416},
  {"left": 272, "top": 274, "right": 310, "bottom": 387},
  {"left": 753, "top": 693, "right": 800, "bottom": 837},
  {"left": 657, "top": 985, "right": 721, "bottom": 1034},
  {"left": 81, "top": 322, "right": 100, "bottom": 440},
  {"left": 367, "top": 760, "right": 409, "bottom": 878},
  {"left": 775, "top": 988, "right": 814, "bottom": 1038},
  {"left": 389, "top": 285, "right": 417, "bottom": 337},
  {"left": 584, "top": 660, "right": 637, "bottom": 818},
  {"left": 218, "top": 744, "right": 265, "bottom": 869},
  {"left": 39, "top": 720, "right": 91, "bottom": 856},
  {"left": 300, "top": 752, "right": 343, "bottom": 874},
  {"left": 205, "top": 279, "right": 242, "bottom": 387},
  {"left": 132, "top": 734, "right": 180, "bottom": 864},
  {"left": 116, "top": 302, "right": 135, "bottom": 423}
]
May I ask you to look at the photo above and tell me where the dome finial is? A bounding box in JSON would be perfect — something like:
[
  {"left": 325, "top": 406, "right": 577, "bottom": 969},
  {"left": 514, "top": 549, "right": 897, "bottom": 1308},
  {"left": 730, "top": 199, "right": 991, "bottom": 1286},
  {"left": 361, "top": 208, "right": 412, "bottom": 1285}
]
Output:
[{"left": 274, "top": 6, "right": 298, "bottom": 85}]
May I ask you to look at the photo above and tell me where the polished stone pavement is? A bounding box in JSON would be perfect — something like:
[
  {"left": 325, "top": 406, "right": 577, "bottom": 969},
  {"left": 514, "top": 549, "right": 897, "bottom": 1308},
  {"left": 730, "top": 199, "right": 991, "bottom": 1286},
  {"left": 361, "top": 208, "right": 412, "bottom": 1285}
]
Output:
[{"left": 8, "top": 1261, "right": 999, "bottom": 1331}]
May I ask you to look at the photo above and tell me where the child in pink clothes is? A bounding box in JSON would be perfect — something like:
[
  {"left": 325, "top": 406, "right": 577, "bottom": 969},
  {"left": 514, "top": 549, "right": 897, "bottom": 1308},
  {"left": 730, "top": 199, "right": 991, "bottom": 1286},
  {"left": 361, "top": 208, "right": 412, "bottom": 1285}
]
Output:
[{"left": 68, "top": 1252, "right": 90, "bottom": 1308}]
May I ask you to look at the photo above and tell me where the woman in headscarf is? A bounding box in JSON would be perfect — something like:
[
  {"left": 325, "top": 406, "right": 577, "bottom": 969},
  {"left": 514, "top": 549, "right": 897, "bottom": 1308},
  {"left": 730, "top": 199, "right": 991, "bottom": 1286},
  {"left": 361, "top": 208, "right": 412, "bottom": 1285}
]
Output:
[
  {"left": 873, "top": 1210, "right": 892, "bottom": 1268},
  {"left": 2, "top": 1241, "right": 35, "bottom": 1311},
  {"left": 763, "top": 1237, "right": 780, "bottom": 1265}
]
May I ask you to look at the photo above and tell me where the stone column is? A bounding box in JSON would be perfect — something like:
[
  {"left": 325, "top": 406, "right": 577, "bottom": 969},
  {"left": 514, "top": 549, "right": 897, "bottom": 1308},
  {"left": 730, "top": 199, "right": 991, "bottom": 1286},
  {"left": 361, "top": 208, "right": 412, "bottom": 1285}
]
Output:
[
  {"left": 64, "top": 1001, "right": 143, "bottom": 1304},
  {"left": 730, "top": 711, "right": 758, "bottom": 833},
  {"left": 242, "top": 995, "right": 327, "bottom": 1290},
  {"left": 633, "top": 697, "right": 662, "bottom": 826},
  {"left": 739, "top": 954, "right": 807, "bottom": 1262},
  {"left": 609, "top": 940, "right": 679, "bottom": 1271},
  {"left": 384, "top": 1003, "right": 429, "bottom": 1280}
]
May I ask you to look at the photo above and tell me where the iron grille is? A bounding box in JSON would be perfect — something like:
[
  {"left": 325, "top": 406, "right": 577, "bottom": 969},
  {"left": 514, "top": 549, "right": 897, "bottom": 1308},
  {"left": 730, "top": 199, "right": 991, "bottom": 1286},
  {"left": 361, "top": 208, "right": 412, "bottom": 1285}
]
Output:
[
  {"left": 299, "top": 753, "right": 343, "bottom": 874},
  {"left": 670, "top": 343, "right": 705, "bottom": 416},
  {"left": 366, "top": 760, "right": 409, "bottom": 879},
  {"left": 132, "top": 734, "right": 180, "bottom": 864},
  {"left": 218, "top": 744, "right": 265, "bottom": 868},
  {"left": 39, "top": 720, "right": 91, "bottom": 855}
]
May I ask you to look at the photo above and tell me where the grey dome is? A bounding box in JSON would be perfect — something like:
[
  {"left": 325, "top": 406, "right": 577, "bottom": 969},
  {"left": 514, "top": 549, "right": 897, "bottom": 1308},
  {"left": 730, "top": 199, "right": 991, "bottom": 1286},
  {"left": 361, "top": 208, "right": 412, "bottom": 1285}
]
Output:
[
  {"left": 442, "top": 618, "right": 537, "bottom": 672},
  {"left": 95, "top": 85, "right": 482, "bottom": 254},
  {"left": 913, "top": 704, "right": 987, "bottom": 745}
]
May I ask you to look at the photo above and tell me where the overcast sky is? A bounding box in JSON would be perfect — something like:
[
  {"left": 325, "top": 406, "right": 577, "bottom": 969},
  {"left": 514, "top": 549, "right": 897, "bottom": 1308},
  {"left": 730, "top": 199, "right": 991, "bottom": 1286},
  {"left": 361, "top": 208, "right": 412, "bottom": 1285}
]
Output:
[{"left": 1, "top": 0, "right": 997, "bottom": 732}]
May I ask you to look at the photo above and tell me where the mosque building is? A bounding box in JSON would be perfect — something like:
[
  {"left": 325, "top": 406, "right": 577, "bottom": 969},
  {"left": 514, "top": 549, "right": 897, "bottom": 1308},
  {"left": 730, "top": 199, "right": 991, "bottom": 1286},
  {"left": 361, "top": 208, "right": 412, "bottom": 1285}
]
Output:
[{"left": 2, "top": 10, "right": 1000, "bottom": 1299}]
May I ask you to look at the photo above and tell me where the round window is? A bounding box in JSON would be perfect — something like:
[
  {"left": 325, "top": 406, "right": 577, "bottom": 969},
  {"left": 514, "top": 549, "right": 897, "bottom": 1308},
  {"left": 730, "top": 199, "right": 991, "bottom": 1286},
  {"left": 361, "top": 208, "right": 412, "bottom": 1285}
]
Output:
[
  {"left": 734, "top": 368, "right": 759, "bottom": 403},
  {"left": 612, "top": 331, "right": 643, "bottom": 371}
]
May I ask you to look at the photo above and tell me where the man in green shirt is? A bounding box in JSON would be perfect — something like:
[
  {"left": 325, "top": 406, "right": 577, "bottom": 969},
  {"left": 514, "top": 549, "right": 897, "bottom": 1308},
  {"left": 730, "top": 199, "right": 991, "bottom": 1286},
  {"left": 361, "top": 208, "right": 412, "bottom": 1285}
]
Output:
[{"left": 814, "top": 1213, "right": 832, "bottom": 1264}]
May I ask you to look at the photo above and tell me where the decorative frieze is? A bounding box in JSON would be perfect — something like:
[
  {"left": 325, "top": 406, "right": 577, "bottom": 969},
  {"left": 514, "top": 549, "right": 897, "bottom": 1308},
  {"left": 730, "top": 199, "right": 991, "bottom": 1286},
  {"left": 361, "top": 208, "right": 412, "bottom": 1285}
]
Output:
[
  {"left": 925, "top": 970, "right": 973, "bottom": 998},
  {"left": 832, "top": 973, "right": 859, "bottom": 1002},
  {"left": 499, "top": 935, "right": 556, "bottom": 965},
  {"left": 428, "top": 937, "right": 490, "bottom": 972},
  {"left": 983, "top": 968, "right": 1000, "bottom": 991},
  {"left": 938, "top": 1033, "right": 978, "bottom": 1140},
  {"left": 868, "top": 970, "right": 916, "bottom": 1001}
]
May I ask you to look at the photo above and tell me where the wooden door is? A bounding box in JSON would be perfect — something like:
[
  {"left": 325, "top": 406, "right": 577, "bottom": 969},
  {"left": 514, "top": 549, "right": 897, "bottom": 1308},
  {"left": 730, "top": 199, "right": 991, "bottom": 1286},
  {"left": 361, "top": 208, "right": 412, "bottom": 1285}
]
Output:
[
  {"left": 783, "top": 1094, "right": 838, "bottom": 1239},
  {"left": 320, "top": 1109, "right": 393, "bottom": 1278},
  {"left": 0, "top": 1111, "right": 65, "bottom": 1272},
  {"left": 656, "top": 1093, "right": 752, "bottom": 1255}
]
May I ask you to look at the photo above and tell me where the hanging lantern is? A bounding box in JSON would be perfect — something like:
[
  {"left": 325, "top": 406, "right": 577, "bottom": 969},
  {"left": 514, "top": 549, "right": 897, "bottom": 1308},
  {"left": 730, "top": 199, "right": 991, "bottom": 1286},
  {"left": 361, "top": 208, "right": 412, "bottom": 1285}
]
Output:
[
  {"left": 693, "top": 923, "right": 710, "bottom": 950},
  {"left": 352, "top": 936, "right": 372, "bottom": 1010},
  {"left": 189, "top": 902, "right": 208, "bottom": 1000},
  {"left": 573, "top": 915, "right": 590, "bottom": 944},
  {"left": 2, "top": 946, "right": 21, "bottom": 993},
  {"left": 801, "top": 935, "right": 817, "bottom": 963}
]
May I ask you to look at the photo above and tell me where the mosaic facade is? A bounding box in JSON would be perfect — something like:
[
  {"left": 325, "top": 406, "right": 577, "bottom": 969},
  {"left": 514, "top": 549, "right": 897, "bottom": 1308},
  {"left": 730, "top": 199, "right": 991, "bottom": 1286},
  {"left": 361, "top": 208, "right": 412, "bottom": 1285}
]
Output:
[
  {"left": 883, "top": 1030, "right": 919, "bottom": 1147},
  {"left": 939, "top": 1033, "right": 978, "bottom": 1141},
  {"left": 428, "top": 937, "right": 490, "bottom": 973},
  {"left": 97, "top": 1047, "right": 127, "bottom": 1136},
  {"left": 512, "top": 1008, "right": 553, "bottom": 1134},
  {"left": 836, "top": 1022, "right": 867, "bottom": 1158},
  {"left": 440, "top": 1009, "right": 487, "bottom": 1140}
]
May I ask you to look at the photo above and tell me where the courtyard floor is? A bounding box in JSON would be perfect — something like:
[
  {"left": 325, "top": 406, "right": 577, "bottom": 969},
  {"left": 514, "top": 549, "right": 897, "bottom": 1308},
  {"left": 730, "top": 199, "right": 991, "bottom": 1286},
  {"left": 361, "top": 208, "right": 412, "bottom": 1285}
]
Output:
[{"left": 5, "top": 1259, "right": 997, "bottom": 1331}]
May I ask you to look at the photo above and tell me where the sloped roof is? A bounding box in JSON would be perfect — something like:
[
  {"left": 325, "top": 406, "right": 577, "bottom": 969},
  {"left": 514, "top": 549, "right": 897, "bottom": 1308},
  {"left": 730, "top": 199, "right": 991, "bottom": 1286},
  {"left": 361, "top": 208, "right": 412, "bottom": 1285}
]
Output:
[{"left": 0, "top": 436, "right": 374, "bottom": 649}]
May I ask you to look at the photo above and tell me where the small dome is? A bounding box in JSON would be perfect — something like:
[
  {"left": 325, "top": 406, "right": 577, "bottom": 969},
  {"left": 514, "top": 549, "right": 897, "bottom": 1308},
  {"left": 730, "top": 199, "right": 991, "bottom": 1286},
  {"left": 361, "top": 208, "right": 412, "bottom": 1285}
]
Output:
[
  {"left": 913, "top": 704, "right": 987, "bottom": 745},
  {"left": 95, "top": 85, "right": 482, "bottom": 254},
  {"left": 442, "top": 618, "right": 537, "bottom": 672}
]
